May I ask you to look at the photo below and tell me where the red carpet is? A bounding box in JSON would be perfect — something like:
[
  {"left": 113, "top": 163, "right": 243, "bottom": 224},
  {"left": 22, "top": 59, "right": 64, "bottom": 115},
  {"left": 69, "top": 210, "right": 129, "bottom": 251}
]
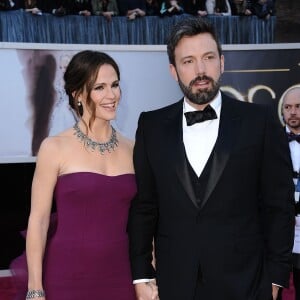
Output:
[
  {"left": 282, "top": 273, "right": 295, "bottom": 300},
  {"left": 0, "top": 275, "right": 16, "bottom": 300},
  {"left": 0, "top": 271, "right": 295, "bottom": 300}
]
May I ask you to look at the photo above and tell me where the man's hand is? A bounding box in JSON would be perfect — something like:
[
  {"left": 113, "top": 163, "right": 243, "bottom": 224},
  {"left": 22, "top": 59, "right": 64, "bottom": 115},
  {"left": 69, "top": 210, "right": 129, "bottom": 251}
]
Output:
[
  {"left": 135, "top": 281, "right": 159, "bottom": 300},
  {"left": 272, "top": 284, "right": 280, "bottom": 300}
]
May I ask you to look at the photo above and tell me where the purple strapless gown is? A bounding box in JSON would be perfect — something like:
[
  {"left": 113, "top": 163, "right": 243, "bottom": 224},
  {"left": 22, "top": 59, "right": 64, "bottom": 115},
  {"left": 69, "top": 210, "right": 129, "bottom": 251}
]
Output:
[{"left": 10, "top": 172, "right": 137, "bottom": 300}]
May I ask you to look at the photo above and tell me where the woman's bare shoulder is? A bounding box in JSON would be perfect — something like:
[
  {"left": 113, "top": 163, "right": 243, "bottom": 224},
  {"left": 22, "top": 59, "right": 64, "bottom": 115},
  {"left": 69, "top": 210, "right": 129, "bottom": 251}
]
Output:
[
  {"left": 37, "top": 128, "right": 75, "bottom": 156},
  {"left": 118, "top": 133, "right": 135, "bottom": 151}
]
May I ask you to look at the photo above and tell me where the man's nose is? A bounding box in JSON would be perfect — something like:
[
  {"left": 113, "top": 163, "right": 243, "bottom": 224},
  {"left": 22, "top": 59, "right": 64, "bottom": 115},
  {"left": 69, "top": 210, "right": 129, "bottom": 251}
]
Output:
[
  {"left": 195, "top": 60, "right": 206, "bottom": 75},
  {"left": 290, "top": 106, "right": 298, "bottom": 114}
]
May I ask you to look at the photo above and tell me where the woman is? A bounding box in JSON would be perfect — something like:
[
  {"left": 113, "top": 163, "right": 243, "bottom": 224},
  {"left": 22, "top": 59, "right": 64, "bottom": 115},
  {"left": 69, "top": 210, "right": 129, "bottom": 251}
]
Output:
[{"left": 10, "top": 50, "right": 137, "bottom": 300}]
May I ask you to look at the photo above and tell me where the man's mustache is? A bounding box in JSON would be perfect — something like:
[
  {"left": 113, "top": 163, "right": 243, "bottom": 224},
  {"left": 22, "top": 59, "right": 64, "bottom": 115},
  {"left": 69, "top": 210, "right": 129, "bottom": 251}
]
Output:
[{"left": 189, "top": 75, "right": 213, "bottom": 88}]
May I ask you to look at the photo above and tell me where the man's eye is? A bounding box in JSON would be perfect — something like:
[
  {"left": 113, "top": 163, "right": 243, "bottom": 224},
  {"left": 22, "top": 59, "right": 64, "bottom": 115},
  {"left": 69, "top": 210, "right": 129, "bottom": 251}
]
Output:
[{"left": 204, "top": 55, "right": 215, "bottom": 60}]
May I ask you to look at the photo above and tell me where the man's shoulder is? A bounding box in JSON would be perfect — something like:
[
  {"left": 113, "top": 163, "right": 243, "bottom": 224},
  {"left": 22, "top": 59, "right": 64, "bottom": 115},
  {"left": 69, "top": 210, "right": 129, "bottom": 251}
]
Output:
[
  {"left": 222, "top": 92, "right": 267, "bottom": 114},
  {"left": 141, "top": 99, "right": 183, "bottom": 117}
]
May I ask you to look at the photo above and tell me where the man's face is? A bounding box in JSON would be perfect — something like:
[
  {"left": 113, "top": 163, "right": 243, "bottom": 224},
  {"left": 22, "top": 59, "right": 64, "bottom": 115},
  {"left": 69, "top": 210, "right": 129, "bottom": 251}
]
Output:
[
  {"left": 282, "top": 88, "right": 300, "bottom": 132},
  {"left": 169, "top": 33, "right": 224, "bottom": 108}
]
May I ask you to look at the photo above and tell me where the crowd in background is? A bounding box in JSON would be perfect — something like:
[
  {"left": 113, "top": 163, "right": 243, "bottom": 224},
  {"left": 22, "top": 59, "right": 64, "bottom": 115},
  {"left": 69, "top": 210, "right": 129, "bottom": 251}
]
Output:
[{"left": 0, "top": 0, "right": 276, "bottom": 21}]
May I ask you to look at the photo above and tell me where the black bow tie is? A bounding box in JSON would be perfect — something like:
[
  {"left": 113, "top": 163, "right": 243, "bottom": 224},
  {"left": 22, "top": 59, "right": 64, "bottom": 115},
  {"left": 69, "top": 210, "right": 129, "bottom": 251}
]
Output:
[
  {"left": 287, "top": 132, "right": 300, "bottom": 143},
  {"left": 184, "top": 105, "right": 217, "bottom": 126}
]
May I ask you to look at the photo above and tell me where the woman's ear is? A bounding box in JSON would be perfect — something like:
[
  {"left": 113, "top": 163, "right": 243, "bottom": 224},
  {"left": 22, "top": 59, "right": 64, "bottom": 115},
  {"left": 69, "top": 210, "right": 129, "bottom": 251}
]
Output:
[{"left": 71, "top": 91, "right": 77, "bottom": 100}]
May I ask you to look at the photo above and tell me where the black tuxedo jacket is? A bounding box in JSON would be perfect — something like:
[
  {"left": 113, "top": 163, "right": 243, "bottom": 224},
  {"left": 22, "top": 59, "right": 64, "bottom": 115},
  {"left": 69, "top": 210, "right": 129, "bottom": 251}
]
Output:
[{"left": 128, "top": 93, "right": 295, "bottom": 300}]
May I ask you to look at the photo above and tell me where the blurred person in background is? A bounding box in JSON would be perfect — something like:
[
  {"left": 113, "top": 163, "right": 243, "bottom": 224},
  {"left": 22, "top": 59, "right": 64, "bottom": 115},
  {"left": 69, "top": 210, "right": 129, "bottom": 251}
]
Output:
[
  {"left": 118, "top": 0, "right": 146, "bottom": 20},
  {"left": 206, "top": 0, "right": 232, "bottom": 15},
  {"left": 277, "top": 86, "right": 300, "bottom": 300},
  {"left": 251, "top": 0, "right": 275, "bottom": 19},
  {"left": 183, "top": 0, "right": 208, "bottom": 17},
  {"left": 160, "top": 0, "right": 184, "bottom": 17},
  {"left": 91, "top": 0, "right": 119, "bottom": 20},
  {"left": 145, "top": 0, "right": 160, "bottom": 16}
]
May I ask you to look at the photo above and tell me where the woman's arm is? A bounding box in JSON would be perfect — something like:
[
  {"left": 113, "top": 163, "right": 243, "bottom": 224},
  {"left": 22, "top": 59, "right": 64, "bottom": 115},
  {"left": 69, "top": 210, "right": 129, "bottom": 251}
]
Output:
[{"left": 26, "top": 137, "right": 60, "bottom": 293}]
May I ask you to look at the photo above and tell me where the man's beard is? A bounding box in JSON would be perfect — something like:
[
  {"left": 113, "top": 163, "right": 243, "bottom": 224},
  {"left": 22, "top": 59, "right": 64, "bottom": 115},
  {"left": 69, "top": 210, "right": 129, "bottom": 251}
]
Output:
[
  {"left": 178, "top": 75, "right": 220, "bottom": 105},
  {"left": 286, "top": 119, "right": 300, "bottom": 131}
]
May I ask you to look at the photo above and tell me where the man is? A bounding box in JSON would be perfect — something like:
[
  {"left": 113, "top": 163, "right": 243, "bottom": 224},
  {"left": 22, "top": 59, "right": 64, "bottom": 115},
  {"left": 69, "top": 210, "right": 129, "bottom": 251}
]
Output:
[
  {"left": 127, "top": 17, "right": 295, "bottom": 300},
  {"left": 278, "top": 86, "right": 300, "bottom": 300}
]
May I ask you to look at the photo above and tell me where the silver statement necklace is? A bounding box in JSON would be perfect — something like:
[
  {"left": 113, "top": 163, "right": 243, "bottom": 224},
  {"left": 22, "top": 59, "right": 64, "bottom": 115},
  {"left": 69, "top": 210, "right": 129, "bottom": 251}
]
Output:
[{"left": 73, "top": 122, "right": 118, "bottom": 155}]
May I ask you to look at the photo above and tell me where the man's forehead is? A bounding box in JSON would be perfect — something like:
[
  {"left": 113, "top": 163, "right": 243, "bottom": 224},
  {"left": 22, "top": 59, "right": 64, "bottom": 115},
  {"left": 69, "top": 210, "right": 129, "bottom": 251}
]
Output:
[
  {"left": 284, "top": 89, "right": 300, "bottom": 102},
  {"left": 283, "top": 99, "right": 300, "bottom": 106}
]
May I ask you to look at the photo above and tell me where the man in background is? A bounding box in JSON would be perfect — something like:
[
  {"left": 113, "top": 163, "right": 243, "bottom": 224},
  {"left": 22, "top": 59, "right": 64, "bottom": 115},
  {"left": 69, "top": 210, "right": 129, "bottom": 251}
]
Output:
[{"left": 278, "top": 86, "right": 300, "bottom": 300}]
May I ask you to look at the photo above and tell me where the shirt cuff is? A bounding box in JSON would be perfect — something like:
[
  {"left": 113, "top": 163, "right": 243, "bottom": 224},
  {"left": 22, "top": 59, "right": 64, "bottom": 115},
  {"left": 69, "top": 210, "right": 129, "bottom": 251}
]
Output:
[{"left": 133, "top": 279, "right": 155, "bottom": 284}]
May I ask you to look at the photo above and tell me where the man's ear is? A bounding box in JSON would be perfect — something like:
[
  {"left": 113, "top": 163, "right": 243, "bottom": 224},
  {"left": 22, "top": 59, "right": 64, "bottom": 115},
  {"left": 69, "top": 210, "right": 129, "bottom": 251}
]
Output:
[
  {"left": 169, "top": 64, "right": 178, "bottom": 82},
  {"left": 220, "top": 54, "right": 225, "bottom": 74}
]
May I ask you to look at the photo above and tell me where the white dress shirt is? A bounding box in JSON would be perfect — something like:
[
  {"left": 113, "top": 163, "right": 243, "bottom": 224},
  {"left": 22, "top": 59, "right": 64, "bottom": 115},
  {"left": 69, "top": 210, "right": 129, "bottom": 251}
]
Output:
[
  {"left": 183, "top": 92, "right": 221, "bottom": 177},
  {"left": 286, "top": 128, "right": 300, "bottom": 205}
]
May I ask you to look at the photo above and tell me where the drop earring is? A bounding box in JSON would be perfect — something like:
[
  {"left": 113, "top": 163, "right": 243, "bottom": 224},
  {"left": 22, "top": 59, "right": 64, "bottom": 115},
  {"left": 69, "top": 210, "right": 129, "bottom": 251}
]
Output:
[{"left": 77, "top": 100, "right": 83, "bottom": 116}]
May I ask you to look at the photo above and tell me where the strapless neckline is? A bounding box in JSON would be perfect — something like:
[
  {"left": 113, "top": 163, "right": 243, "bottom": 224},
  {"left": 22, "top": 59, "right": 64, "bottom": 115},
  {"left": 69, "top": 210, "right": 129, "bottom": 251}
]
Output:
[{"left": 58, "top": 172, "right": 135, "bottom": 179}]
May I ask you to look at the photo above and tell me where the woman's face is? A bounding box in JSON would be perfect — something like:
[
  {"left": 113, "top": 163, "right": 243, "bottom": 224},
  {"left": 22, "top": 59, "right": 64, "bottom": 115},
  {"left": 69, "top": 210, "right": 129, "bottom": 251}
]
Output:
[{"left": 83, "top": 64, "right": 121, "bottom": 122}]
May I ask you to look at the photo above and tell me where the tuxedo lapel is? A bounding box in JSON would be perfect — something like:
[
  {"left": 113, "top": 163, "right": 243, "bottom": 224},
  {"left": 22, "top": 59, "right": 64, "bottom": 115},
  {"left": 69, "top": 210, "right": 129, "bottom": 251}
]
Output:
[
  {"left": 165, "top": 96, "right": 242, "bottom": 210},
  {"left": 165, "top": 100, "right": 199, "bottom": 208},
  {"left": 200, "top": 95, "right": 241, "bottom": 209},
  {"left": 175, "top": 150, "right": 199, "bottom": 209}
]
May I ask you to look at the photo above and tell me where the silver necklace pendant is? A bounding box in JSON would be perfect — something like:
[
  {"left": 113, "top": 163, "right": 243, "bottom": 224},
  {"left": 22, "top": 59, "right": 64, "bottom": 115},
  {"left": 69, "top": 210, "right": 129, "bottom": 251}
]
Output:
[{"left": 73, "top": 122, "right": 119, "bottom": 155}]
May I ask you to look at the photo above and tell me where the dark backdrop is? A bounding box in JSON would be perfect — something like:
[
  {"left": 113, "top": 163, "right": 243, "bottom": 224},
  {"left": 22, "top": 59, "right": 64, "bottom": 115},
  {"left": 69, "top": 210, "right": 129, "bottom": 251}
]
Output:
[
  {"left": 0, "top": 163, "right": 34, "bottom": 269},
  {"left": 274, "top": 0, "right": 300, "bottom": 43}
]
